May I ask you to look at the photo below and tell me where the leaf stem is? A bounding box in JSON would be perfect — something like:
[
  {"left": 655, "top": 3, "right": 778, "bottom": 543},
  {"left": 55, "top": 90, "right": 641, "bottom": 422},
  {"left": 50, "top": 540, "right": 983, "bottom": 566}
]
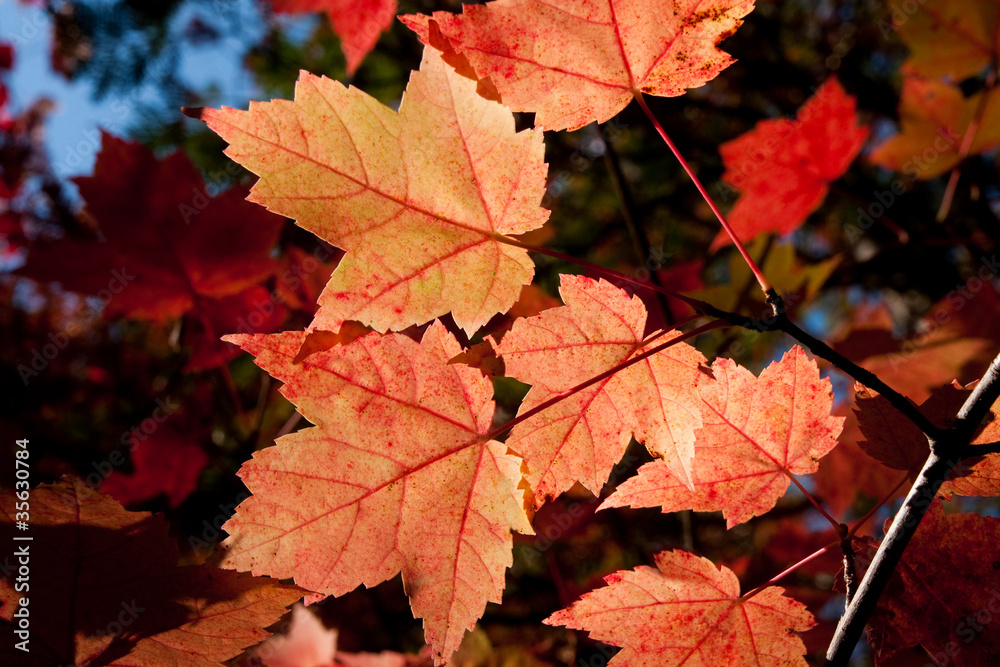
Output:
[
  {"left": 786, "top": 474, "right": 841, "bottom": 532},
  {"left": 845, "top": 473, "right": 910, "bottom": 540},
  {"left": 741, "top": 540, "right": 839, "bottom": 602},
  {"left": 484, "top": 319, "right": 726, "bottom": 443},
  {"left": 936, "top": 67, "right": 996, "bottom": 222},
  {"left": 498, "top": 233, "right": 698, "bottom": 306},
  {"left": 631, "top": 91, "right": 772, "bottom": 294}
]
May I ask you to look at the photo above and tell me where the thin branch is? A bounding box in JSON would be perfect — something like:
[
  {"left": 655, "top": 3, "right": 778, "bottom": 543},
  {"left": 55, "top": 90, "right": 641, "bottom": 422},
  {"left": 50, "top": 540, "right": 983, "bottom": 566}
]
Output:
[
  {"left": 497, "top": 237, "right": 940, "bottom": 442},
  {"left": 687, "top": 292, "right": 944, "bottom": 439},
  {"left": 964, "top": 440, "right": 1000, "bottom": 456},
  {"left": 772, "top": 306, "right": 944, "bottom": 439},
  {"left": 825, "top": 452, "right": 951, "bottom": 666},
  {"left": 786, "top": 474, "right": 841, "bottom": 532},
  {"left": 825, "top": 350, "right": 1000, "bottom": 665},
  {"left": 842, "top": 536, "right": 858, "bottom": 606},
  {"left": 483, "top": 319, "right": 727, "bottom": 443},
  {"left": 950, "top": 353, "right": 1000, "bottom": 444}
]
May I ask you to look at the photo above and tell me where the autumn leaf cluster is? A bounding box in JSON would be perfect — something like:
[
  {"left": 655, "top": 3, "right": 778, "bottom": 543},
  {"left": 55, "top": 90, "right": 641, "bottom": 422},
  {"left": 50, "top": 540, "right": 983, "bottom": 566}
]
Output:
[{"left": 4, "top": 1, "right": 1000, "bottom": 666}]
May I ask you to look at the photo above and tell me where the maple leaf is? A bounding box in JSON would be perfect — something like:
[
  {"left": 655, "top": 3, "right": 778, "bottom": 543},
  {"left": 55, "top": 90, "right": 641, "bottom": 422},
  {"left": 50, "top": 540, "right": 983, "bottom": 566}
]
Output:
[
  {"left": 402, "top": 0, "right": 756, "bottom": 131},
  {"left": 257, "top": 604, "right": 338, "bottom": 667},
  {"left": 0, "top": 478, "right": 303, "bottom": 667},
  {"left": 854, "top": 384, "right": 930, "bottom": 475},
  {"left": 717, "top": 78, "right": 868, "bottom": 244},
  {"left": 495, "top": 275, "right": 706, "bottom": 504},
  {"left": 101, "top": 421, "right": 210, "bottom": 508},
  {"left": 895, "top": 0, "right": 1000, "bottom": 81},
  {"left": 855, "top": 380, "right": 1000, "bottom": 498},
  {"left": 268, "top": 0, "right": 396, "bottom": 75},
  {"left": 601, "top": 346, "right": 844, "bottom": 527},
  {"left": 221, "top": 321, "right": 532, "bottom": 665},
  {"left": 866, "top": 500, "right": 1000, "bottom": 666},
  {"left": 199, "top": 47, "right": 548, "bottom": 336},
  {"left": 19, "top": 132, "right": 284, "bottom": 322},
  {"left": 869, "top": 77, "right": 1000, "bottom": 180},
  {"left": 545, "top": 549, "right": 815, "bottom": 666},
  {"left": 184, "top": 285, "right": 290, "bottom": 372}
]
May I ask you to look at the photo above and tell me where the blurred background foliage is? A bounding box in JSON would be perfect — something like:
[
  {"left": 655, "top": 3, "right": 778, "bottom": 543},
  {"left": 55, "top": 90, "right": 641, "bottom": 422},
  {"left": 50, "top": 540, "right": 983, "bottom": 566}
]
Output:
[{"left": 2, "top": 0, "right": 999, "bottom": 664}]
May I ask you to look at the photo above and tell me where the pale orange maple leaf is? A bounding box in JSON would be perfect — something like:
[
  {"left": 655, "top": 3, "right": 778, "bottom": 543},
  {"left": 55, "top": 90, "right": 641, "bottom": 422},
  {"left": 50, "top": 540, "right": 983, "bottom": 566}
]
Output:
[
  {"left": 602, "top": 346, "right": 844, "bottom": 527},
  {"left": 257, "top": 604, "right": 408, "bottom": 667},
  {"left": 545, "top": 549, "right": 815, "bottom": 666},
  {"left": 496, "top": 275, "right": 707, "bottom": 503},
  {"left": 199, "top": 47, "right": 549, "bottom": 336},
  {"left": 221, "top": 321, "right": 532, "bottom": 665},
  {"left": 403, "top": 0, "right": 756, "bottom": 131}
]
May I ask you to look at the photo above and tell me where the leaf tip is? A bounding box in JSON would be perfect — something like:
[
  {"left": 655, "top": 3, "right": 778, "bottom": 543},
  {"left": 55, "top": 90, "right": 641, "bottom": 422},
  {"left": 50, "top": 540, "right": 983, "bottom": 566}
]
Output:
[{"left": 181, "top": 106, "right": 204, "bottom": 120}]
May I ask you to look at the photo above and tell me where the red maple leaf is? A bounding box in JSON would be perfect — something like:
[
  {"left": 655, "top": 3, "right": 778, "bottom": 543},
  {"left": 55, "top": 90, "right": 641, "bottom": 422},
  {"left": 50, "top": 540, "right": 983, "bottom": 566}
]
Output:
[
  {"left": 268, "top": 0, "right": 396, "bottom": 74},
  {"left": 867, "top": 500, "right": 1000, "bottom": 666},
  {"left": 20, "top": 132, "right": 285, "bottom": 323},
  {"left": 101, "top": 421, "right": 210, "bottom": 508},
  {"left": 854, "top": 380, "right": 1000, "bottom": 498},
  {"left": 717, "top": 77, "right": 868, "bottom": 244}
]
